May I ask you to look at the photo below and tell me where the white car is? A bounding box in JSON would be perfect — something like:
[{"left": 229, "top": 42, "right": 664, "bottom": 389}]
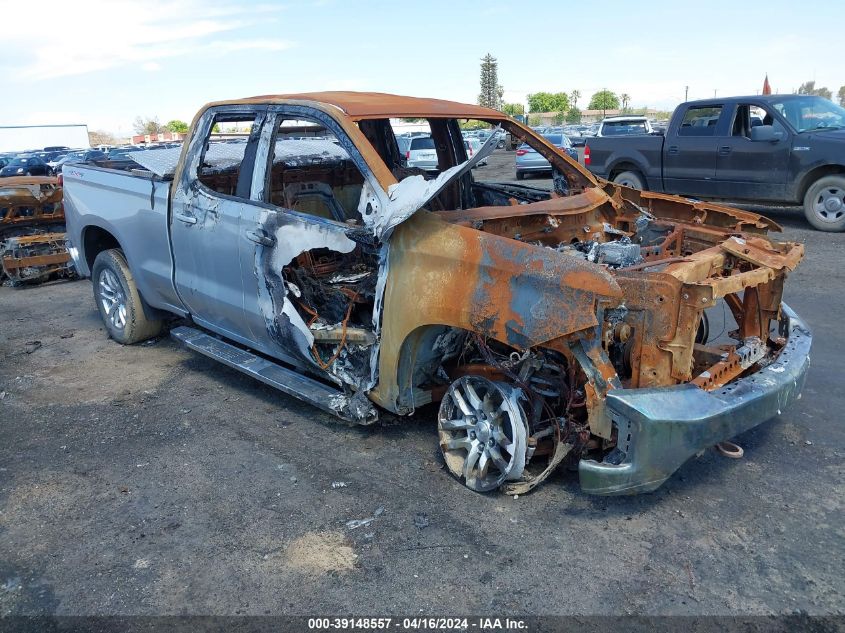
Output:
[
  {"left": 464, "top": 138, "right": 488, "bottom": 166},
  {"left": 596, "top": 116, "right": 654, "bottom": 137},
  {"left": 396, "top": 135, "right": 439, "bottom": 172}
]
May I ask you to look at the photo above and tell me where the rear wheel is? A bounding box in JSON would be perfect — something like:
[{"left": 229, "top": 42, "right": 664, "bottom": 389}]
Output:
[
  {"left": 92, "top": 249, "right": 162, "bottom": 344},
  {"left": 803, "top": 175, "right": 845, "bottom": 231},
  {"left": 515, "top": 170, "right": 525, "bottom": 180},
  {"left": 612, "top": 170, "right": 645, "bottom": 190}
]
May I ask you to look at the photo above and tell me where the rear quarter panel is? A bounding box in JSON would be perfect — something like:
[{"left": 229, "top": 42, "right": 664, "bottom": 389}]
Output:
[{"left": 62, "top": 164, "right": 183, "bottom": 314}]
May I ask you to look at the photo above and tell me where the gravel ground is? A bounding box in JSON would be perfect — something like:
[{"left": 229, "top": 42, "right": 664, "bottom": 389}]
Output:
[{"left": 0, "top": 158, "right": 842, "bottom": 618}]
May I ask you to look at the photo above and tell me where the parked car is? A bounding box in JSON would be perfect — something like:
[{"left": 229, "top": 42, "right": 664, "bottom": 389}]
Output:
[
  {"left": 584, "top": 94, "right": 845, "bottom": 231},
  {"left": 107, "top": 147, "right": 141, "bottom": 160},
  {"left": 53, "top": 150, "right": 107, "bottom": 172},
  {"left": 397, "top": 135, "right": 438, "bottom": 172},
  {"left": 63, "top": 91, "right": 809, "bottom": 497},
  {"left": 515, "top": 133, "right": 578, "bottom": 179},
  {"left": 596, "top": 116, "right": 654, "bottom": 137},
  {"left": 464, "top": 138, "right": 488, "bottom": 166},
  {"left": 0, "top": 155, "right": 52, "bottom": 177},
  {"left": 45, "top": 151, "right": 72, "bottom": 173}
]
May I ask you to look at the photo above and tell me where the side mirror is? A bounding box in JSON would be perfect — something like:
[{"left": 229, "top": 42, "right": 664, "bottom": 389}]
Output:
[{"left": 751, "top": 125, "right": 780, "bottom": 142}]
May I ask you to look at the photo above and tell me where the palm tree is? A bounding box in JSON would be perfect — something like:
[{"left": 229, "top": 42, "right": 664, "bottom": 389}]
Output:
[
  {"left": 620, "top": 93, "right": 631, "bottom": 112},
  {"left": 570, "top": 90, "right": 580, "bottom": 110}
]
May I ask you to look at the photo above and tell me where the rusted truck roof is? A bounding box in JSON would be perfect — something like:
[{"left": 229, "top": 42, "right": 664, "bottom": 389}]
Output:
[{"left": 236, "top": 91, "right": 503, "bottom": 121}]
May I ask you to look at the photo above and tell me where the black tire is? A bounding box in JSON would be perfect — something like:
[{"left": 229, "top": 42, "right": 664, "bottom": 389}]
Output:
[
  {"left": 516, "top": 171, "right": 525, "bottom": 180},
  {"left": 91, "top": 249, "right": 162, "bottom": 344},
  {"left": 612, "top": 170, "right": 646, "bottom": 190},
  {"left": 802, "top": 175, "right": 845, "bottom": 232}
]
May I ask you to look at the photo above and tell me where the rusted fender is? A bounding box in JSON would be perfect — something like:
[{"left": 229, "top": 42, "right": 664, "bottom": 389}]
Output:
[{"left": 370, "top": 211, "right": 622, "bottom": 411}]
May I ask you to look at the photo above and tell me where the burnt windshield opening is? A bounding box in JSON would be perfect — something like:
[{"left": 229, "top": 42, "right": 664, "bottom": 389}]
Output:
[{"left": 356, "top": 117, "right": 593, "bottom": 213}]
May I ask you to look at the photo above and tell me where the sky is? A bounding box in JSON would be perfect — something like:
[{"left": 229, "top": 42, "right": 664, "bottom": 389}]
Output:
[{"left": 1, "top": 0, "right": 843, "bottom": 137}]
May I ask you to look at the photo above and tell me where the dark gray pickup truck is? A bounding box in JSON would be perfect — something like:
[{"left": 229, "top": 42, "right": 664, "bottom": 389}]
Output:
[{"left": 585, "top": 95, "right": 845, "bottom": 231}]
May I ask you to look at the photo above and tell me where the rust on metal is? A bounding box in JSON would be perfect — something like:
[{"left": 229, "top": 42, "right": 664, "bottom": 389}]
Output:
[{"left": 0, "top": 176, "right": 73, "bottom": 284}]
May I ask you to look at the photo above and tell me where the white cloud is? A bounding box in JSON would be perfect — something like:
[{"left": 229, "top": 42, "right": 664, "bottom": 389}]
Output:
[
  {"left": 1, "top": 0, "right": 292, "bottom": 81},
  {"left": 208, "top": 39, "right": 295, "bottom": 54}
]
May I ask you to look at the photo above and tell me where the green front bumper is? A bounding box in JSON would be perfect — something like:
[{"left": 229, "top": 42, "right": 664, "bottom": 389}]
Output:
[{"left": 579, "top": 303, "right": 811, "bottom": 495}]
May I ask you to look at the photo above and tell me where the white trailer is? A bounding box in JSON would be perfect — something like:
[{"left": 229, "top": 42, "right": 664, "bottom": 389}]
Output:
[{"left": 0, "top": 124, "right": 90, "bottom": 153}]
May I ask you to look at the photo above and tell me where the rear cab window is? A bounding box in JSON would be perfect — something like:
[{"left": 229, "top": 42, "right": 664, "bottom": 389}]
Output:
[
  {"left": 409, "top": 137, "right": 435, "bottom": 151},
  {"left": 678, "top": 106, "right": 723, "bottom": 136}
]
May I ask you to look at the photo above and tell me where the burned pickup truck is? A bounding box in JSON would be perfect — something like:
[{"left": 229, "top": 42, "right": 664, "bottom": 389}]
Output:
[{"left": 63, "top": 92, "right": 811, "bottom": 495}]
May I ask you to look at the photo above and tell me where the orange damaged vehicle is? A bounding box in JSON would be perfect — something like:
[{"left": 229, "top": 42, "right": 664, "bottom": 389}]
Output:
[{"left": 62, "top": 92, "right": 811, "bottom": 495}]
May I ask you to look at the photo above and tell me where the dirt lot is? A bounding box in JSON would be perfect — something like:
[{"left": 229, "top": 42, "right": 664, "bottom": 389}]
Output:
[{"left": 1, "top": 157, "right": 843, "bottom": 617}]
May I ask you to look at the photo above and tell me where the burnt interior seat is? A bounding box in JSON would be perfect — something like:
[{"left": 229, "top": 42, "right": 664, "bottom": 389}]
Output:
[{"left": 268, "top": 161, "right": 364, "bottom": 223}]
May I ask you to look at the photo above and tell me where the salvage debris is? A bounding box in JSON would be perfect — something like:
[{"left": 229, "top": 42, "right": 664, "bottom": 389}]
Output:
[
  {"left": 345, "top": 506, "right": 385, "bottom": 530},
  {"left": 0, "top": 177, "right": 74, "bottom": 285},
  {"left": 23, "top": 340, "right": 41, "bottom": 354}
]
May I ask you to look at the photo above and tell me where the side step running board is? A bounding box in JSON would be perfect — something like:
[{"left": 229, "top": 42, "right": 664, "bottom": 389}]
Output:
[{"left": 170, "top": 325, "right": 376, "bottom": 424}]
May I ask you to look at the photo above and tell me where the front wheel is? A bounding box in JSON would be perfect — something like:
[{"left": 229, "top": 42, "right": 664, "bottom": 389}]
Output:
[
  {"left": 612, "top": 170, "right": 645, "bottom": 190},
  {"left": 92, "top": 249, "right": 163, "bottom": 344},
  {"left": 803, "top": 175, "right": 845, "bottom": 231}
]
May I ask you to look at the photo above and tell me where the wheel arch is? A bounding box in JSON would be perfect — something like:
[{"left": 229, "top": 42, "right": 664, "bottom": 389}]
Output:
[
  {"left": 609, "top": 161, "right": 647, "bottom": 185},
  {"left": 796, "top": 164, "right": 845, "bottom": 202},
  {"left": 86, "top": 230, "right": 167, "bottom": 322},
  {"left": 82, "top": 224, "right": 121, "bottom": 272},
  {"left": 394, "top": 324, "right": 472, "bottom": 410}
]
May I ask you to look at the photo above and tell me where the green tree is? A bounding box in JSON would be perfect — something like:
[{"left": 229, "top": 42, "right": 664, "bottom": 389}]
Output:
[
  {"left": 527, "top": 92, "right": 569, "bottom": 113},
  {"left": 528, "top": 114, "right": 542, "bottom": 126},
  {"left": 620, "top": 93, "right": 631, "bottom": 112},
  {"left": 570, "top": 90, "right": 580, "bottom": 110},
  {"left": 165, "top": 120, "right": 189, "bottom": 133},
  {"left": 798, "top": 80, "right": 832, "bottom": 100},
  {"left": 565, "top": 108, "right": 582, "bottom": 124},
  {"left": 502, "top": 102, "right": 525, "bottom": 117},
  {"left": 459, "top": 119, "right": 489, "bottom": 130},
  {"left": 478, "top": 53, "right": 503, "bottom": 110},
  {"left": 587, "top": 90, "right": 620, "bottom": 111},
  {"left": 132, "top": 116, "right": 164, "bottom": 135},
  {"left": 839, "top": 86, "right": 845, "bottom": 107}
]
